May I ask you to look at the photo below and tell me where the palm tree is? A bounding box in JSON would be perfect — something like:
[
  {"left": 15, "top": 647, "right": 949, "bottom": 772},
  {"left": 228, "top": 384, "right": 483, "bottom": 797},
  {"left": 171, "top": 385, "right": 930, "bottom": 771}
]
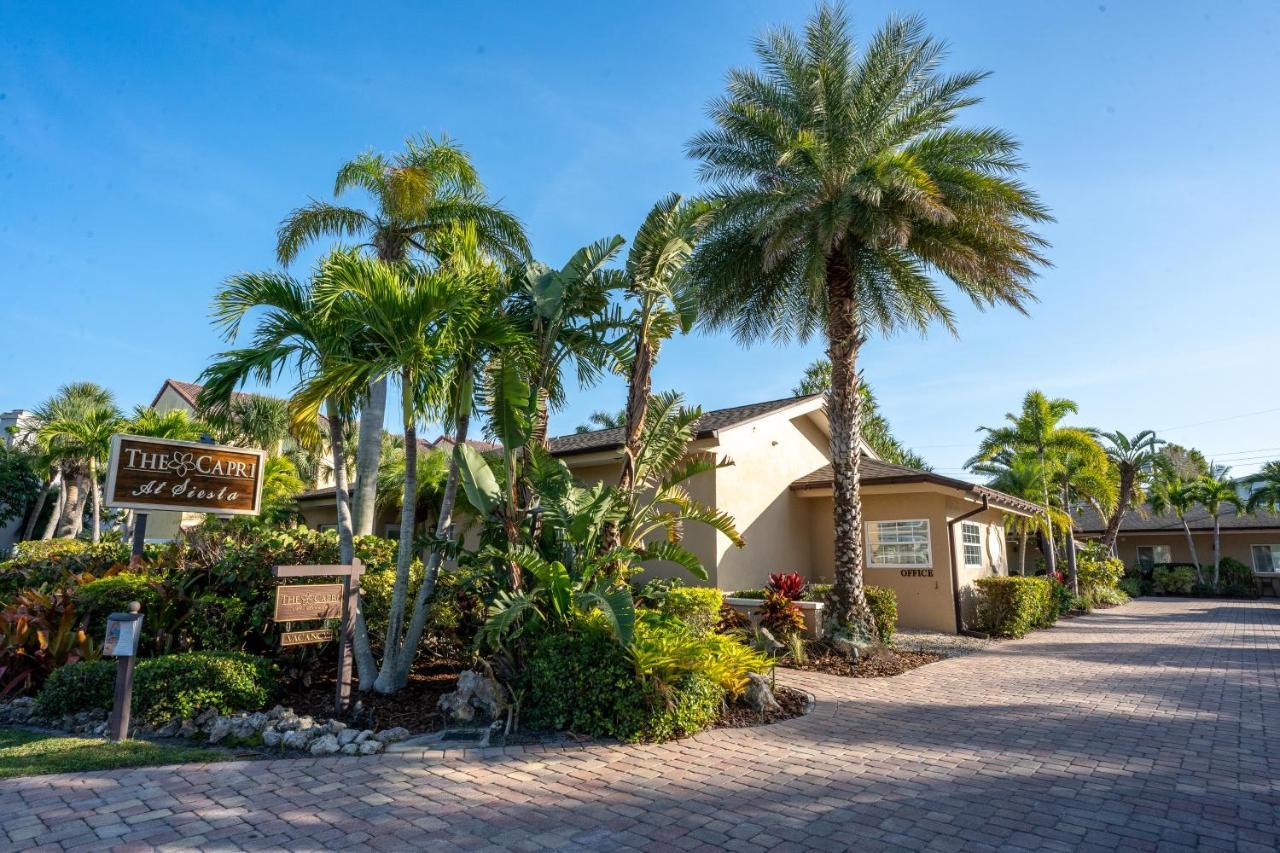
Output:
[
  {"left": 31, "top": 383, "right": 118, "bottom": 540},
  {"left": 1148, "top": 475, "right": 1205, "bottom": 584},
  {"left": 38, "top": 402, "right": 123, "bottom": 543},
  {"left": 127, "top": 406, "right": 210, "bottom": 441},
  {"left": 1191, "top": 471, "right": 1243, "bottom": 587},
  {"left": 970, "top": 392, "right": 1093, "bottom": 578},
  {"left": 971, "top": 450, "right": 1068, "bottom": 575},
  {"left": 575, "top": 409, "right": 626, "bottom": 433},
  {"left": 276, "top": 134, "right": 529, "bottom": 537},
  {"left": 686, "top": 5, "right": 1048, "bottom": 639},
  {"left": 303, "top": 251, "right": 503, "bottom": 694},
  {"left": 1055, "top": 445, "right": 1115, "bottom": 593},
  {"left": 615, "top": 194, "right": 709, "bottom": 495},
  {"left": 1096, "top": 430, "right": 1165, "bottom": 553},
  {"left": 1244, "top": 461, "right": 1280, "bottom": 514}
]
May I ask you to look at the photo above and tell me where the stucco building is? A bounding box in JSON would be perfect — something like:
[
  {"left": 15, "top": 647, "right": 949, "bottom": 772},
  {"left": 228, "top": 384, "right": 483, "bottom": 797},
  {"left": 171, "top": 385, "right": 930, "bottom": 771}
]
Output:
[{"left": 1074, "top": 503, "right": 1280, "bottom": 576}]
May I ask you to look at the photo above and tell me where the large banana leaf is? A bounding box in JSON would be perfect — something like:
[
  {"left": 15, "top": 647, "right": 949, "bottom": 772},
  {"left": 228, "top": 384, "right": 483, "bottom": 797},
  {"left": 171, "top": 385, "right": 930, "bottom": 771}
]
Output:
[
  {"left": 456, "top": 443, "right": 501, "bottom": 518},
  {"left": 489, "top": 356, "right": 532, "bottom": 448}
]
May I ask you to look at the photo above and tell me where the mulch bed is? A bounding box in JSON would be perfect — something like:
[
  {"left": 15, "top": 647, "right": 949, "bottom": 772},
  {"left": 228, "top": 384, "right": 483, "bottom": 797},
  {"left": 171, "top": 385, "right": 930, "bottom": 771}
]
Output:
[
  {"left": 280, "top": 659, "right": 463, "bottom": 733},
  {"left": 715, "top": 686, "right": 809, "bottom": 729},
  {"left": 786, "top": 642, "right": 943, "bottom": 678}
]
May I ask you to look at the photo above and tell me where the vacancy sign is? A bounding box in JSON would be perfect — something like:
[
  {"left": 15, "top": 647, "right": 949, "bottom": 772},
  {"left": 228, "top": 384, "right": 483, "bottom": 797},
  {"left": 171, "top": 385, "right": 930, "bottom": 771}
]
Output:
[{"left": 105, "top": 434, "right": 266, "bottom": 516}]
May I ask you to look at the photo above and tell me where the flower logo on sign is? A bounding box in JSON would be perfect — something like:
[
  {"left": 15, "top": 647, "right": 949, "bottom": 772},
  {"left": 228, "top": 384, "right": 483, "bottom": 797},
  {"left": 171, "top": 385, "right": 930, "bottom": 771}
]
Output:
[{"left": 168, "top": 452, "right": 197, "bottom": 477}]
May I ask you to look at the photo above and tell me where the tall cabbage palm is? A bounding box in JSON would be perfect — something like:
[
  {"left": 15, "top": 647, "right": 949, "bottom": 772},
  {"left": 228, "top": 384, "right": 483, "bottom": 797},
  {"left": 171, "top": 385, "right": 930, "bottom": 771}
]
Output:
[
  {"left": 1097, "top": 430, "right": 1165, "bottom": 553},
  {"left": 31, "top": 383, "right": 118, "bottom": 540},
  {"left": 302, "top": 251, "right": 506, "bottom": 693},
  {"left": 1055, "top": 445, "right": 1115, "bottom": 592},
  {"left": 615, "top": 194, "right": 709, "bottom": 494},
  {"left": 38, "top": 403, "right": 123, "bottom": 543},
  {"left": 970, "top": 392, "right": 1093, "bottom": 578},
  {"left": 1192, "top": 471, "right": 1243, "bottom": 587},
  {"left": 687, "top": 5, "right": 1049, "bottom": 638},
  {"left": 1148, "top": 475, "right": 1204, "bottom": 583},
  {"left": 971, "top": 450, "right": 1067, "bottom": 575},
  {"left": 277, "top": 134, "right": 529, "bottom": 537}
]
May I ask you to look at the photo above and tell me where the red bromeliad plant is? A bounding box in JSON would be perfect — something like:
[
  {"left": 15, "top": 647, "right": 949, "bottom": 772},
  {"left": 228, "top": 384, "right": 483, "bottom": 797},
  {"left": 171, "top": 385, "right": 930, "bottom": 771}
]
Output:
[
  {"left": 767, "top": 572, "right": 805, "bottom": 601},
  {"left": 758, "top": 591, "right": 805, "bottom": 637},
  {"left": 0, "top": 587, "right": 99, "bottom": 698}
]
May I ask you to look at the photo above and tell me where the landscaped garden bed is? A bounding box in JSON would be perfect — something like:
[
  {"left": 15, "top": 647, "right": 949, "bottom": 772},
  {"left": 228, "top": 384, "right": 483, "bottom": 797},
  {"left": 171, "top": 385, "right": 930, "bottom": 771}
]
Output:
[{"left": 786, "top": 644, "right": 944, "bottom": 678}]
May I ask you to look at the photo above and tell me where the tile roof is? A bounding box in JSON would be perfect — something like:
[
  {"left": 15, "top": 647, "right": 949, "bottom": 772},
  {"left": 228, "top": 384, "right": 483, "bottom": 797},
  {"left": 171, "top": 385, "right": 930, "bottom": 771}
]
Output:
[
  {"left": 1072, "top": 502, "right": 1280, "bottom": 533},
  {"left": 791, "top": 457, "right": 1043, "bottom": 516},
  {"left": 151, "top": 378, "right": 259, "bottom": 410},
  {"left": 547, "top": 394, "right": 822, "bottom": 456}
]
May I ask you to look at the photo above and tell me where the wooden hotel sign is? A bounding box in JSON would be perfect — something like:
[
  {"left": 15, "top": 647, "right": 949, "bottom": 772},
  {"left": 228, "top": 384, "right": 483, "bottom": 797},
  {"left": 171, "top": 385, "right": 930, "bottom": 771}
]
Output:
[
  {"left": 105, "top": 434, "right": 266, "bottom": 516},
  {"left": 273, "top": 584, "right": 344, "bottom": 622},
  {"left": 280, "top": 628, "right": 336, "bottom": 647}
]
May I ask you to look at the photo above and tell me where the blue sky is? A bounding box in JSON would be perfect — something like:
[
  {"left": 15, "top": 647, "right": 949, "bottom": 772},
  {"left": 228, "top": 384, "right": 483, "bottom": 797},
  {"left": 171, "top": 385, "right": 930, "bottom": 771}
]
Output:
[{"left": 3, "top": 1, "right": 1278, "bottom": 476}]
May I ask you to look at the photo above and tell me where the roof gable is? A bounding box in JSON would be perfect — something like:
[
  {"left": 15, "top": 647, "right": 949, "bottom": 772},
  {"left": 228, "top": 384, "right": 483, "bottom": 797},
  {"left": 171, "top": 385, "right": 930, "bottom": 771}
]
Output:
[{"left": 791, "top": 457, "right": 1042, "bottom": 516}]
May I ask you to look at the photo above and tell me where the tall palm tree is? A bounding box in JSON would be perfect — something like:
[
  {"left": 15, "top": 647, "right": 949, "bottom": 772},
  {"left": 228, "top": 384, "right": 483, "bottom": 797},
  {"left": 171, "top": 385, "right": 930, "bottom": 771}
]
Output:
[
  {"left": 970, "top": 392, "right": 1093, "bottom": 578},
  {"left": 303, "top": 251, "right": 504, "bottom": 694},
  {"left": 277, "top": 134, "right": 529, "bottom": 537},
  {"left": 1191, "top": 471, "right": 1243, "bottom": 587},
  {"left": 31, "top": 383, "right": 118, "bottom": 540},
  {"left": 38, "top": 403, "right": 123, "bottom": 543},
  {"left": 1055, "top": 445, "right": 1115, "bottom": 593},
  {"left": 575, "top": 409, "right": 626, "bottom": 433},
  {"left": 615, "top": 194, "right": 709, "bottom": 495},
  {"left": 971, "top": 450, "right": 1068, "bottom": 575},
  {"left": 1097, "top": 430, "right": 1165, "bottom": 553},
  {"left": 127, "top": 406, "right": 210, "bottom": 441},
  {"left": 686, "top": 5, "right": 1048, "bottom": 639},
  {"left": 1148, "top": 475, "right": 1205, "bottom": 584}
]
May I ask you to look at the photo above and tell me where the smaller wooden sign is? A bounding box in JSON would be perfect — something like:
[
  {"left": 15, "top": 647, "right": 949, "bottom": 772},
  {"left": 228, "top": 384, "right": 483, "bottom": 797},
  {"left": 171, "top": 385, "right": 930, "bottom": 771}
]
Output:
[
  {"left": 280, "top": 628, "right": 335, "bottom": 647},
  {"left": 273, "top": 584, "right": 344, "bottom": 622}
]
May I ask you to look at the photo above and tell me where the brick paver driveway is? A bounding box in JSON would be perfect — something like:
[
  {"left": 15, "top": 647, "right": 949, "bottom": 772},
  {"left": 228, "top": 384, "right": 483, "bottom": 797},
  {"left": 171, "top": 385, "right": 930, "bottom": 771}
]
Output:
[{"left": 3, "top": 598, "right": 1279, "bottom": 852}]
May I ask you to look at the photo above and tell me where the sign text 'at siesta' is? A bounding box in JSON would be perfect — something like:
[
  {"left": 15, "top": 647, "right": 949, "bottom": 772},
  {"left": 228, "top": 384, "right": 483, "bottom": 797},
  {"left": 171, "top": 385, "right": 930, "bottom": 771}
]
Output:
[{"left": 104, "top": 434, "right": 266, "bottom": 515}]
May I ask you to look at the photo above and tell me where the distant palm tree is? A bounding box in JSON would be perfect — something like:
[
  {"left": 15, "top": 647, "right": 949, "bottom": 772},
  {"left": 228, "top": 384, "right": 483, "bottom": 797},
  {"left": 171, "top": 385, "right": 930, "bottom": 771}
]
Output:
[
  {"left": 127, "top": 406, "right": 209, "bottom": 441},
  {"left": 575, "top": 409, "right": 626, "bottom": 433},
  {"left": 970, "top": 392, "right": 1095, "bottom": 578},
  {"left": 276, "top": 134, "right": 529, "bottom": 537},
  {"left": 38, "top": 402, "right": 123, "bottom": 543},
  {"left": 1097, "top": 430, "right": 1165, "bottom": 553},
  {"left": 687, "top": 5, "right": 1049, "bottom": 639},
  {"left": 31, "top": 383, "right": 117, "bottom": 539},
  {"left": 1148, "top": 475, "right": 1205, "bottom": 584},
  {"left": 971, "top": 450, "right": 1068, "bottom": 575},
  {"left": 1244, "top": 461, "right": 1280, "bottom": 514},
  {"left": 1192, "top": 471, "right": 1243, "bottom": 587}
]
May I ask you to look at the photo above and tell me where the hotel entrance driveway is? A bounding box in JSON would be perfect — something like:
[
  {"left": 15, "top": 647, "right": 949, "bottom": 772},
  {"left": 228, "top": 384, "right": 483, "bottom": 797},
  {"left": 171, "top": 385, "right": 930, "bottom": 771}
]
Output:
[{"left": 3, "top": 598, "right": 1278, "bottom": 851}]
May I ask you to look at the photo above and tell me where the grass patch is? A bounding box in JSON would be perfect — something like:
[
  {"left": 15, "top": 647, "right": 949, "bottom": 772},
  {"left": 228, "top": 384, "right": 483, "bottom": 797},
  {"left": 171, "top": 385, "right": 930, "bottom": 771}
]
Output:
[{"left": 0, "top": 727, "right": 229, "bottom": 779}]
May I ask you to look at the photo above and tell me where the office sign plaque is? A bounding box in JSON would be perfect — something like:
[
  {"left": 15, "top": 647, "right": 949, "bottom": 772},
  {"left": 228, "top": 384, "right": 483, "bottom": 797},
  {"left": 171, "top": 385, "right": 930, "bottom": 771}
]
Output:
[{"left": 104, "top": 434, "right": 265, "bottom": 516}]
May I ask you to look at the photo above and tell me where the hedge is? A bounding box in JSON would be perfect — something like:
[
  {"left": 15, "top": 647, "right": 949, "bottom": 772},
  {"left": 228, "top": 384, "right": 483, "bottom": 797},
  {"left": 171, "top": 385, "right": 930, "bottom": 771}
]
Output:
[
  {"left": 658, "top": 587, "right": 724, "bottom": 636},
  {"left": 974, "top": 577, "right": 1056, "bottom": 638},
  {"left": 35, "top": 652, "right": 279, "bottom": 724}
]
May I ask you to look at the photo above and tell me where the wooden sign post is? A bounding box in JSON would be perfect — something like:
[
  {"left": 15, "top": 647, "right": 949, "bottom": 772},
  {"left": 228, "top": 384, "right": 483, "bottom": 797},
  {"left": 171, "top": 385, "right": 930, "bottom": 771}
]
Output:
[
  {"left": 105, "top": 602, "right": 144, "bottom": 742},
  {"left": 271, "top": 560, "right": 364, "bottom": 717}
]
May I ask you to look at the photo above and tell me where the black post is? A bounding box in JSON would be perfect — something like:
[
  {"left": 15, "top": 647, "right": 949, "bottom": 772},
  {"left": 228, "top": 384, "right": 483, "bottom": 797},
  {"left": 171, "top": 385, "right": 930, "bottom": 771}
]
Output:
[
  {"left": 334, "top": 558, "right": 362, "bottom": 717},
  {"left": 107, "top": 601, "right": 142, "bottom": 742},
  {"left": 129, "top": 513, "right": 147, "bottom": 569}
]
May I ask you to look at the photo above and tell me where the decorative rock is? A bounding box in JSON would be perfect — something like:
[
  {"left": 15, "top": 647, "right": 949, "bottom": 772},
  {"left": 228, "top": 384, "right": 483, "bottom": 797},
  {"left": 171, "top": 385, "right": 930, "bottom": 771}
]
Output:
[
  {"left": 178, "top": 719, "right": 198, "bottom": 739},
  {"left": 194, "top": 707, "right": 218, "bottom": 728},
  {"left": 309, "top": 734, "right": 341, "bottom": 756},
  {"left": 325, "top": 720, "right": 347, "bottom": 734},
  {"left": 744, "top": 673, "right": 782, "bottom": 714},
  {"left": 336, "top": 728, "right": 359, "bottom": 747},
  {"left": 155, "top": 719, "right": 182, "bottom": 738},
  {"left": 437, "top": 669, "right": 506, "bottom": 723},
  {"left": 207, "top": 717, "right": 234, "bottom": 744},
  {"left": 354, "top": 729, "right": 374, "bottom": 744},
  {"left": 276, "top": 712, "right": 301, "bottom": 731},
  {"left": 282, "top": 729, "right": 316, "bottom": 750},
  {"left": 340, "top": 743, "right": 360, "bottom": 756},
  {"left": 245, "top": 712, "right": 268, "bottom": 731},
  {"left": 267, "top": 705, "right": 288, "bottom": 720},
  {"left": 358, "top": 740, "right": 385, "bottom": 755},
  {"left": 261, "top": 728, "right": 283, "bottom": 748},
  {"left": 374, "top": 726, "right": 411, "bottom": 744}
]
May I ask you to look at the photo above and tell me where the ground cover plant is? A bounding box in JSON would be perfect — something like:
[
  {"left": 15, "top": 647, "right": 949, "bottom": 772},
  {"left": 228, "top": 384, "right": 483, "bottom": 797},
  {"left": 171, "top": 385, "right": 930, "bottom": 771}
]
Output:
[{"left": 0, "top": 728, "right": 227, "bottom": 780}]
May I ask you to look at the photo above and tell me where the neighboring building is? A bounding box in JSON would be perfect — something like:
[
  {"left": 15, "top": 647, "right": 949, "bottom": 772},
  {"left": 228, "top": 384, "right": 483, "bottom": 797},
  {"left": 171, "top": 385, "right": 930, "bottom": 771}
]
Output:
[
  {"left": 1, "top": 409, "right": 37, "bottom": 553},
  {"left": 1074, "top": 503, "right": 1280, "bottom": 575}
]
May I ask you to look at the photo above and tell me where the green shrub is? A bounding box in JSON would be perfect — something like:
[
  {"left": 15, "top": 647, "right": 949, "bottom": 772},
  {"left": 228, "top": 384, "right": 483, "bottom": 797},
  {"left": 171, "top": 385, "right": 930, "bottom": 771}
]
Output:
[
  {"left": 1085, "top": 586, "right": 1130, "bottom": 608},
  {"left": 1153, "top": 565, "right": 1195, "bottom": 595},
  {"left": 75, "top": 573, "right": 160, "bottom": 633},
  {"left": 1118, "top": 577, "right": 1143, "bottom": 598},
  {"left": 657, "top": 587, "right": 723, "bottom": 636},
  {"left": 189, "top": 594, "right": 248, "bottom": 651},
  {"left": 1077, "top": 546, "right": 1125, "bottom": 594},
  {"left": 799, "top": 584, "right": 828, "bottom": 602},
  {"left": 865, "top": 586, "right": 897, "bottom": 644},
  {"left": 33, "top": 659, "right": 116, "bottom": 719},
  {"left": 974, "top": 577, "right": 1056, "bottom": 638},
  {"left": 1216, "top": 558, "right": 1256, "bottom": 597},
  {"left": 0, "top": 539, "right": 142, "bottom": 602},
  {"left": 728, "top": 588, "right": 768, "bottom": 600},
  {"left": 35, "top": 652, "right": 278, "bottom": 723},
  {"left": 631, "top": 617, "right": 769, "bottom": 698},
  {"left": 638, "top": 673, "right": 723, "bottom": 742}
]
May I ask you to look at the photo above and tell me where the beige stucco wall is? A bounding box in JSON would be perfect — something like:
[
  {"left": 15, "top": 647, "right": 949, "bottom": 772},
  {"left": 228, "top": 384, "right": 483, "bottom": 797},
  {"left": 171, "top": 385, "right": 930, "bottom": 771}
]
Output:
[
  {"left": 1110, "top": 530, "right": 1279, "bottom": 570},
  {"left": 711, "top": 411, "right": 831, "bottom": 592}
]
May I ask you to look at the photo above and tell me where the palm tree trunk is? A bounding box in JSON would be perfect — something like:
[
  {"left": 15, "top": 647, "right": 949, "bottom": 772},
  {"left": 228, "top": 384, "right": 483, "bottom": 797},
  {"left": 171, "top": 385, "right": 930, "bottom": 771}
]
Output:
[
  {"left": 351, "top": 377, "right": 387, "bottom": 536},
  {"left": 22, "top": 478, "right": 54, "bottom": 541},
  {"left": 617, "top": 332, "right": 653, "bottom": 495},
  {"left": 824, "top": 256, "right": 876, "bottom": 642},
  {"left": 373, "top": 371, "right": 417, "bottom": 695},
  {"left": 1038, "top": 448, "right": 1057, "bottom": 576},
  {"left": 56, "top": 464, "right": 87, "bottom": 538},
  {"left": 327, "top": 401, "right": 376, "bottom": 690},
  {"left": 89, "top": 457, "right": 101, "bottom": 544},
  {"left": 390, "top": 406, "right": 471, "bottom": 688},
  {"left": 1180, "top": 515, "right": 1203, "bottom": 584},
  {"left": 1213, "top": 518, "right": 1222, "bottom": 588},
  {"left": 40, "top": 469, "right": 63, "bottom": 540},
  {"left": 1101, "top": 470, "right": 1134, "bottom": 552},
  {"left": 1019, "top": 527, "right": 1028, "bottom": 576}
]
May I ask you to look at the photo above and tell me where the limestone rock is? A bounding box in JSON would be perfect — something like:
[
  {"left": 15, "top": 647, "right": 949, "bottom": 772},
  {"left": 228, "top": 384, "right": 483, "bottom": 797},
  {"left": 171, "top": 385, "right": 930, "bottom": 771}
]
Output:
[
  {"left": 155, "top": 719, "right": 182, "bottom": 739},
  {"left": 358, "top": 739, "right": 385, "bottom": 755},
  {"left": 355, "top": 729, "right": 374, "bottom": 743},
  {"left": 178, "top": 719, "right": 198, "bottom": 739},
  {"left": 336, "top": 728, "right": 359, "bottom": 747},
  {"left": 194, "top": 707, "right": 218, "bottom": 728},
  {"left": 744, "top": 673, "right": 782, "bottom": 714},
  {"left": 207, "top": 717, "right": 234, "bottom": 744},
  {"left": 437, "top": 669, "right": 506, "bottom": 723},
  {"left": 261, "top": 728, "right": 283, "bottom": 748},
  {"left": 340, "top": 743, "right": 360, "bottom": 756},
  {"left": 282, "top": 728, "right": 316, "bottom": 751},
  {"left": 374, "top": 726, "right": 411, "bottom": 744},
  {"left": 276, "top": 712, "right": 301, "bottom": 731},
  {"left": 309, "top": 734, "right": 341, "bottom": 756}
]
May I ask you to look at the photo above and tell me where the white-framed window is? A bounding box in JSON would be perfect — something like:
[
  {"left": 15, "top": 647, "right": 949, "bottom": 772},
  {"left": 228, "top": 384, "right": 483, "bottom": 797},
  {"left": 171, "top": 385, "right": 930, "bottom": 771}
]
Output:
[
  {"left": 961, "top": 522, "right": 983, "bottom": 566},
  {"left": 867, "top": 519, "right": 931, "bottom": 567},
  {"left": 1251, "top": 545, "right": 1280, "bottom": 573},
  {"left": 1136, "top": 545, "right": 1172, "bottom": 568}
]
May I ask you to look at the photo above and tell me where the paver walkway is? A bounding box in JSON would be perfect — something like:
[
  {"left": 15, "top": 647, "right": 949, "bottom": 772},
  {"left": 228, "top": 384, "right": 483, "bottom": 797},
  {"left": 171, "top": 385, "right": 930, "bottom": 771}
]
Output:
[{"left": 3, "top": 598, "right": 1278, "bottom": 851}]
